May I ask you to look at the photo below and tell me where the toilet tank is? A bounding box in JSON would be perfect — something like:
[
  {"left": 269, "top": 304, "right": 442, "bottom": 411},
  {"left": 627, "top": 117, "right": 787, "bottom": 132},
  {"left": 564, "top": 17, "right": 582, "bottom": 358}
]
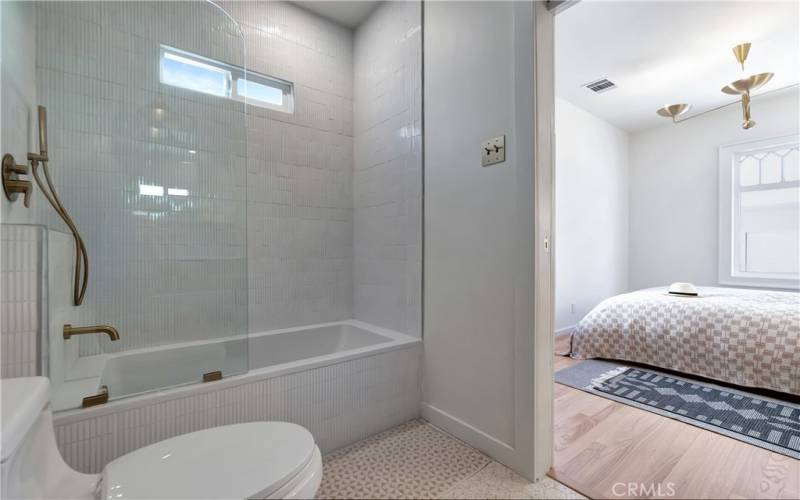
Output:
[{"left": 1, "top": 377, "right": 97, "bottom": 499}]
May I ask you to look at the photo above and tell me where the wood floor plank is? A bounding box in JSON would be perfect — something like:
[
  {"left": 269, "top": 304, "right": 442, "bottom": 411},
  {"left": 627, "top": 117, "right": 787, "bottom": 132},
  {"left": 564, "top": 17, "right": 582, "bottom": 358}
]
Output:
[
  {"left": 590, "top": 418, "right": 702, "bottom": 498},
  {"left": 551, "top": 355, "right": 800, "bottom": 499},
  {"left": 556, "top": 405, "right": 665, "bottom": 488}
]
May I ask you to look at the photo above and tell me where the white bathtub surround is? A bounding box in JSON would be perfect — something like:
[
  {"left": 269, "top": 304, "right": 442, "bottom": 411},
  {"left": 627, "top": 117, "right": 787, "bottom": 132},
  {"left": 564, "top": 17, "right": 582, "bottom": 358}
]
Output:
[
  {"left": 53, "top": 324, "right": 420, "bottom": 473},
  {"left": 4, "top": 0, "right": 423, "bottom": 377},
  {"left": 353, "top": 1, "right": 423, "bottom": 336},
  {"left": 0, "top": 224, "right": 46, "bottom": 378},
  {"left": 33, "top": 2, "right": 249, "bottom": 357},
  {"left": 218, "top": 0, "right": 358, "bottom": 332},
  {"left": 2, "top": 0, "right": 425, "bottom": 479}
]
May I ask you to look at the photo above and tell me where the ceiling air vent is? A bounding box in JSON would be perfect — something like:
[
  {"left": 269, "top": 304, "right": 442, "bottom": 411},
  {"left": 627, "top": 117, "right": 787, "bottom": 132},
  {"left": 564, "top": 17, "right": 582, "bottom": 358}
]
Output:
[{"left": 583, "top": 78, "right": 617, "bottom": 94}]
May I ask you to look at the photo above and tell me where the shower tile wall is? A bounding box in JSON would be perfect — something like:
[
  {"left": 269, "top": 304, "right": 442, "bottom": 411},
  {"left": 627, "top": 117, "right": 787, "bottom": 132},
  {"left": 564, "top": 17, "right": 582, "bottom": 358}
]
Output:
[
  {"left": 0, "top": 225, "right": 46, "bottom": 378},
  {"left": 1, "top": 1, "right": 422, "bottom": 378},
  {"left": 220, "top": 1, "right": 356, "bottom": 332},
  {"left": 353, "top": 2, "right": 423, "bottom": 336},
  {"left": 33, "top": 2, "right": 248, "bottom": 355},
  {"left": 54, "top": 343, "right": 420, "bottom": 473},
  {"left": 1, "top": 1, "right": 38, "bottom": 226}
]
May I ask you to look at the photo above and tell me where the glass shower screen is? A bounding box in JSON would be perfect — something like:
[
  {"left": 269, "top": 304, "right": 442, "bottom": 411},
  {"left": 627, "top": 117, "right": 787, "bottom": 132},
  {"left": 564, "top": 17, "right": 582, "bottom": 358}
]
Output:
[{"left": 34, "top": 1, "right": 248, "bottom": 408}]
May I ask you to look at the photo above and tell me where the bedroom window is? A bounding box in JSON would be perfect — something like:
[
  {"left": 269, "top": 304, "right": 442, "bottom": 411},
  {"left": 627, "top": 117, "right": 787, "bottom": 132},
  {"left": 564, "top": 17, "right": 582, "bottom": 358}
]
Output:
[
  {"left": 718, "top": 135, "right": 800, "bottom": 289},
  {"left": 159, "top": 46, "right": 294, "bottom": 113}
]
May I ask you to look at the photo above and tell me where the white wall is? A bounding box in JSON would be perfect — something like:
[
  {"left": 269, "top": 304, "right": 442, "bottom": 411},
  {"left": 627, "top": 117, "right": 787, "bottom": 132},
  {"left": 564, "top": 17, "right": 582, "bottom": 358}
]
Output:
[
  {"left": 423, "top": 0, "right": 536, "bottom": 477},
  {"left": 353, "top": 1, "right": 422, "bottom": 336},
  {"left": 629, "top": 91, "right": 800, "bottom": 289},
  {"left": 554, "top": 98, "right": 628, "bottom": 331}
]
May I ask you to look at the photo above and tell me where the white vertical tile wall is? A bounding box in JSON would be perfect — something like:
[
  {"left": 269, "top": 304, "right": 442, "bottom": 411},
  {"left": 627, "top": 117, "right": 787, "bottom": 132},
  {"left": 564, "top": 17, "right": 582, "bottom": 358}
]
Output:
[
  {"left": 353, "top": 2, "right": 423, "bottom": 336},
  {"left": 0, "top": 224, "right": 46, "bottom": 378},
  {"left": 54, "top": 344, "right": 420, "bottom": 473},
  {"left": 219, "top": 1, "right": 357, "bottom": 332},
  {"left": 8, "top": 0, "right": 422, "bottom": 366},
  {"left": 0, "top": 1, "right": 38, "bottom": 225},
  {"left": 47, "top": 231, "right": 80, "bottom": 389},
  {"left": 33, "top": 2, "right": 249, "bottom": 357}
]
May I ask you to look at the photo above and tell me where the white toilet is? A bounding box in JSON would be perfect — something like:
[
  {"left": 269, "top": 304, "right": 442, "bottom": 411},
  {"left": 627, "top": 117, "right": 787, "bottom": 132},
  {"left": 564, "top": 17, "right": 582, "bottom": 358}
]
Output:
[{"left": 1, "top": 377, "right": 323, "bottom": 499}]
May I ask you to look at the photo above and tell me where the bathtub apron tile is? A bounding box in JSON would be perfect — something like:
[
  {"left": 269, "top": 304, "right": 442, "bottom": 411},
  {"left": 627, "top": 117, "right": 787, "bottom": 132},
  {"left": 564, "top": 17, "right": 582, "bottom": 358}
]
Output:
[{"left": 55, "top": 344, "right": 420, "bottom": 473}]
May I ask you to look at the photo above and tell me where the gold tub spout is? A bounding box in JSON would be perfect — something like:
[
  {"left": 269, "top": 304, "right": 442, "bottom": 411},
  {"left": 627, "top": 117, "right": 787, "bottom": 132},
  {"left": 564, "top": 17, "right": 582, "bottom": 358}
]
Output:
[{"left": 63, "top": 324, "right": 120, "bottom": 341}]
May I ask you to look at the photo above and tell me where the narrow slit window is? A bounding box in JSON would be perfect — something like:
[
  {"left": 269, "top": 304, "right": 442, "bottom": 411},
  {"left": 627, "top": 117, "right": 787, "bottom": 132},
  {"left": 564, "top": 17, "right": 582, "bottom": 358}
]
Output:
[
  {"left": 161, "top": 50, "right": 230, "bottom": 97},
  {"left": 159, "top": 46, "right": 294, "bottom": 113},
  {"left": 235, "top": 78, "right": 286, "bottom": 108}
]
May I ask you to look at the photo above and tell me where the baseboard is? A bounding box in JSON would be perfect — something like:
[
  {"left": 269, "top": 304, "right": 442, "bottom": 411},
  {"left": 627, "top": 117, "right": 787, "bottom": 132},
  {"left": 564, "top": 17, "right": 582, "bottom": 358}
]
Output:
[{"left": 420, "top": 402, "right": 517, "bottom": 467}]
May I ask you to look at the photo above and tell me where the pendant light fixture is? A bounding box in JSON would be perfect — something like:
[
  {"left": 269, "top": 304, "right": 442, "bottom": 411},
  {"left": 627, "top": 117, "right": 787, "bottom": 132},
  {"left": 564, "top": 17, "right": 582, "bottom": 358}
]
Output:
[
  {"left": 656, "top": 42, "right": 774, "bottom": 129},
  {"left": 720, "top": 43, "right": 774, "bottom": 129},
  {"left": 656, "top": 103, "right": 691, "bottom": 122}
]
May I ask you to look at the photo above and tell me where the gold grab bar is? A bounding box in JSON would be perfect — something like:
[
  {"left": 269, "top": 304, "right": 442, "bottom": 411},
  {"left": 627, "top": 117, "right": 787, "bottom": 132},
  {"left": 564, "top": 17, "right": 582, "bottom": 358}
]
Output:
[
  {"left": 63, "top": 324, "right": 120, "bottom": 341},
  {"left": 27, "top": 106, "right": 89, "bottom": 306}
]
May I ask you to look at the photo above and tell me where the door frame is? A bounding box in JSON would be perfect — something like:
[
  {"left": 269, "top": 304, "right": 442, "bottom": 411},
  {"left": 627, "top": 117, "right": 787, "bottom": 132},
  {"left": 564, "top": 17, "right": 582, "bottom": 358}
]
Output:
[
  {"left": 531, "top": 0, "right": 556, "bottom": 480},
  {"left": 532, "top": 0, "right": 581, "bottom": 480}
]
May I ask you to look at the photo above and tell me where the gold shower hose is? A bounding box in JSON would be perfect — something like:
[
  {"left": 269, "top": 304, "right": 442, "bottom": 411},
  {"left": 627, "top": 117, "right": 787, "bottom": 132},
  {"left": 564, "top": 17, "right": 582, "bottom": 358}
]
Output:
[{"left": 29, "top": 105, "right": 88, "bottom": 306}]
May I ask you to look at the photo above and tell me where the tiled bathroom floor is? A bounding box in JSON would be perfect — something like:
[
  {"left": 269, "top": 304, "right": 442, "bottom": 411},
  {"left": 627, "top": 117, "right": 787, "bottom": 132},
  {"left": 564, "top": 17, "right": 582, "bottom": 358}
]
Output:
[{"left": 317, "top": 419, "right": 584, "bottom": 499}]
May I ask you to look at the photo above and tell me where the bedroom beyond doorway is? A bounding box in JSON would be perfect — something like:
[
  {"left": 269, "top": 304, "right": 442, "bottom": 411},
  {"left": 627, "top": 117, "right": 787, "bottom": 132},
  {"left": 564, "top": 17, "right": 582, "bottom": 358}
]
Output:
[{"left": 550, "top": 1, "right": 800, "bottom": 498}]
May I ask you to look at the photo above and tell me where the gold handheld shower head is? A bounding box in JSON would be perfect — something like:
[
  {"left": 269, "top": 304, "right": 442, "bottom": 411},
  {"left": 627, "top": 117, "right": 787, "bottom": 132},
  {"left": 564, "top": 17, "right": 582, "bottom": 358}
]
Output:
[{"left": 38, "top": 106, "right": 48, "bottom": 158}]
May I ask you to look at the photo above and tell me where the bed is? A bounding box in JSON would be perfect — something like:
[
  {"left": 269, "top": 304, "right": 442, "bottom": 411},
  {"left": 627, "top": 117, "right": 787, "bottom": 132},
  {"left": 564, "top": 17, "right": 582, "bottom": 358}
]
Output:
[{"left": 564, "top": 286, "right": 800, "bottom": 396}]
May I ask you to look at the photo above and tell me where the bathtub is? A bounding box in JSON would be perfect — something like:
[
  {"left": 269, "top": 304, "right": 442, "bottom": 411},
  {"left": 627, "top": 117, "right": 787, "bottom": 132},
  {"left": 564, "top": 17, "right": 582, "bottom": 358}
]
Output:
[
  {"left": 54, "top": 320, "right": 418, "bottom": 409},
  {"left": 99, "top": 322, "right": 406, "bottom": 401},
  {"left": 51, "top": 320, "right": 421, "bottom": 473}
]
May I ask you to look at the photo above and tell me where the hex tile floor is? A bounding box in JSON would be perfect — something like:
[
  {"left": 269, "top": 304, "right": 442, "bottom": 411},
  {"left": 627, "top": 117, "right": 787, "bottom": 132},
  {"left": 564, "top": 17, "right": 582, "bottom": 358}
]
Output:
[{"left": 316, "top": 419, "right": 584, "bottom": 499}]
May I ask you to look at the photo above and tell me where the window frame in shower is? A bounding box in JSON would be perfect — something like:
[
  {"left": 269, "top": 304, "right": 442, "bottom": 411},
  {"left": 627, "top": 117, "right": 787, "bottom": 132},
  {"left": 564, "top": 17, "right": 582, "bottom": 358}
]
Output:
[{"left": 159, "top": 45, "right": 295, "bottom": 114}]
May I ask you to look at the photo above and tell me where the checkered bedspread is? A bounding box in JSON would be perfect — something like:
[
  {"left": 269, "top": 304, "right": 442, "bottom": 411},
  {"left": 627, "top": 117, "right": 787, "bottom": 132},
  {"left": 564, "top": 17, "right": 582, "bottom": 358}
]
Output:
[{"left": 567, "top": 287, "right": 800, "bottom": 395}]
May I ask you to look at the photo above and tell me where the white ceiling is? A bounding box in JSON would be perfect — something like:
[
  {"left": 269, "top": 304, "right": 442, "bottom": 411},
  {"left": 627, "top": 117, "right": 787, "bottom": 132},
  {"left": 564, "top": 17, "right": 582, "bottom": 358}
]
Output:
[
  {"left": 555, "top": 1, "right": 800, "bottom": 133},
  {"left": 294, "top": 1, "right": 380, "bottom": 28}
]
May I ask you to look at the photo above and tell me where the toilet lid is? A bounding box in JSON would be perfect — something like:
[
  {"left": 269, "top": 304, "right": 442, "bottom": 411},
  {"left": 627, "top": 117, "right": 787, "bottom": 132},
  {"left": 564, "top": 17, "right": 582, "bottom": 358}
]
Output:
[{"left": 101, "top": 422, "right": 316, "bottom": 500}]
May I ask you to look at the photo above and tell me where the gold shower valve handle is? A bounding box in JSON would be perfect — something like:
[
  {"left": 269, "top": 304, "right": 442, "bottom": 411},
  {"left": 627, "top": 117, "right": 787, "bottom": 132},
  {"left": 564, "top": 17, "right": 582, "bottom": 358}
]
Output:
[
  {"left": 6, "top": 180, "right": 33, "bottom": 207},
  {"left": 7, "top": 161, "right": 28, "bottom": 176},
  {"left": 2, "top": 154, "right": 33, "bottom": 207}
]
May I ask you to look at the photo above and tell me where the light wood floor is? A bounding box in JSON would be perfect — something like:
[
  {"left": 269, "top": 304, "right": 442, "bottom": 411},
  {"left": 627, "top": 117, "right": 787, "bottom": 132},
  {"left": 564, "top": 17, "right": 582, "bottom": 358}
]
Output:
[{"left": 549, "top": 336, "right": 800, "bottom": 499}]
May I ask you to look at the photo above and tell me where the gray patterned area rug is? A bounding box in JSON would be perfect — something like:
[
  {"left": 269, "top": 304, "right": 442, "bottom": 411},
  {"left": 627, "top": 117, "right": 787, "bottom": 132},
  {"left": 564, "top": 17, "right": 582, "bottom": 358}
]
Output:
[{"left": 556, "top": 359, "right": 800, "bottom": 459}]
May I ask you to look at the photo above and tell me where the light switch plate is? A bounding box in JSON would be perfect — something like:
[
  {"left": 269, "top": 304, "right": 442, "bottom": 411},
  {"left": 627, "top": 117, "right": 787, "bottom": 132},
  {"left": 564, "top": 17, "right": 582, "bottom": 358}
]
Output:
[{"left": 481, "top": 135, "right": 506, "bottom": 167}]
